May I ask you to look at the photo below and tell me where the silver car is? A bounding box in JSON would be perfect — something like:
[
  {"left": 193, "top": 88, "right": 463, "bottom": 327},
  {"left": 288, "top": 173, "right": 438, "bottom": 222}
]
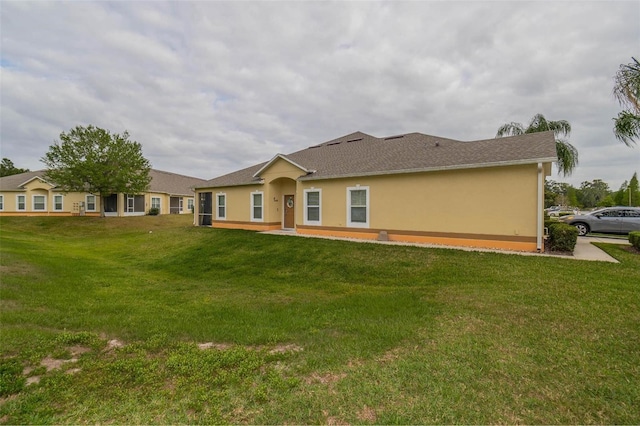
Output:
[{"left": 559, "top": 207, "right": 640, "bottom": 236}]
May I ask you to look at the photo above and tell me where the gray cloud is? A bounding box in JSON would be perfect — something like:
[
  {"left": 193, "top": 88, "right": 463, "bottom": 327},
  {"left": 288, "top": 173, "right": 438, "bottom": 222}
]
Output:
[{"left": 1, "top": 1, "right": 638, "bottom": 190}]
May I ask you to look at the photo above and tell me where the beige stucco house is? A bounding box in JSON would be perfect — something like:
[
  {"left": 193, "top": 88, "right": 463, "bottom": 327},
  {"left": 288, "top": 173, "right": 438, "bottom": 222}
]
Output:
[
  {"left": 194, "top": 131, "right": 557, "bottom": 252},
  {"left": 0, "top": 169, "right": 206, "bottom": 217}
]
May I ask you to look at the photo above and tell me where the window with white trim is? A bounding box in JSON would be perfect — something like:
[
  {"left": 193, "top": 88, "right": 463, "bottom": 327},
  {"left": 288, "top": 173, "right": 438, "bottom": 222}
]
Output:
[
  {"left": 33, "top": 195, "right": 46, "bottom": 211},
  {"left": 0, "top": 195, "right": 3, "bottom": 211},
  {"left": 54, "top": 194, "right": 63, "bottom": 211},
  {"left": 17, "top": 195, "right": 26, "bottom": 211},
  {"left": 304, "top": 188, "right": 322, "bottom": 225},
  {"left": 251, "top": 191, "right": 263, "bottom": 221},
  {"left": 151, "top": 197, "right": 161, "bottom": 212},
  {"left": 347, "top": 186, "right": 369, "bottom": 228},
  {"left": 187, "top": 198, "right": 194, "bottom": 212},
  {"left": 86, "top": 195, "right": 96, "bottom": 211},
  {"left": 216, "top": 193, "right": 226, "bottom": 220}
]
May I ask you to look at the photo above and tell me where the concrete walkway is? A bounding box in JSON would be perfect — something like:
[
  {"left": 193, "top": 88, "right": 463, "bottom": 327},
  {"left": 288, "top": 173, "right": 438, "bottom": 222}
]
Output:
[
  {"left": 262, "top": 230, "right": 630, "bottom": 263},
  {"left": 572, "top": 236, "right": 629, "bottom": 263}
]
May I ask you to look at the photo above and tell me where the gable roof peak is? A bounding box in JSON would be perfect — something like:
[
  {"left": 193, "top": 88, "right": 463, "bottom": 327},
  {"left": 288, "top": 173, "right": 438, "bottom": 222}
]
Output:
[{"left": 252, "top": 153, "right": 314, "bottom": 178}]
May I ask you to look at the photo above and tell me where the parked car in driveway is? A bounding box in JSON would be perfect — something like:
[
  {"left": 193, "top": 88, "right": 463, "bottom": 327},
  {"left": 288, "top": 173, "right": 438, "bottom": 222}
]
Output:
[
  {"left": 546, "top": 206, "right": 580, "bottom": 217},
  {"left": 558, "top": 207, "right": 640, "bottom": 236}
]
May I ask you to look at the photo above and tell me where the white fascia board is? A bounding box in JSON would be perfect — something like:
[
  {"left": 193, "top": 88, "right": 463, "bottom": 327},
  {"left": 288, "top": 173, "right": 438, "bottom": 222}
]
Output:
[{"left": 252, "top": 154, "right": 310, "bottom": 178}]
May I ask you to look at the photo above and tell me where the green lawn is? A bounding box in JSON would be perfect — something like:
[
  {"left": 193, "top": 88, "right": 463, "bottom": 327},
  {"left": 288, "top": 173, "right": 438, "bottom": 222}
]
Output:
[{"left": 1, "top": 215, "right": 639, "bottom": 424}]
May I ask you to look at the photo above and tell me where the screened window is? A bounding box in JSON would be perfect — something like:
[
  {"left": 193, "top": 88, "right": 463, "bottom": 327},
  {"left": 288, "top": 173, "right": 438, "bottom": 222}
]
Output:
[
  {"left": 86, "top": 195, "right": 96, "bottom": 211},
  {"left": 216, "top": 193, "right": 226, "bottom": 219},
  {"left": 199, "top": 192, "right": 213, "bottom": 226},
  {"left": 126, "top": 194, "right": 145, "bottom": 213},
  {"left": 54, "top": 195, "right": 63, "bottom": 211},
  {"left": 17, "top": 195, "right": 26, "bottom": 211},
  {"left": 187, "top": 198, "right": 194, "bottom": 212},
  {"left": 304, "top": 189, "right": 321, "bottom": 225},
  {"left": 251, "top": 192, "right": 263, "bottom": 221},
  {"left": 0, "top": 195, "right": 3, "bottom": 211},
  {"left": 347, "top": 186, "right": 369, "bottom": 227},
  {"left": 151, "top": 197, "right": 161, "bottom": 210},
  {"left": 33, "top": 195, "right": 46, "bottom": 211}
]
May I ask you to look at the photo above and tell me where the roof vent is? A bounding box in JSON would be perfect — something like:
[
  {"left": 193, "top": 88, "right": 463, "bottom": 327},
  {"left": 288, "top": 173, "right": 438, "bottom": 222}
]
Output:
[
  {"left": 327, "top": 142, "right": 342, "bottom": 146},
  {"left": 346, "top": 137, "right": 363, "bottom": 143},
  {"left": 384, "top": 135, "right": 404, "bottom": 140},
  {"left": 435, "top": 141, "right": 440, "bottom": 147}
]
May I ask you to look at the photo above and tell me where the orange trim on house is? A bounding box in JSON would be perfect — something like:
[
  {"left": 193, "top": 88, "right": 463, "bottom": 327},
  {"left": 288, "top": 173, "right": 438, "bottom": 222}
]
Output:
[
  {"left": 296, "top": 225, "right": 541, "bottom": 252},
  {"left": 0, "top": 212, "right": 101, "bottom": 217},
  {"left": 213, "top": 220, "right": 281, "bottom": 232}
]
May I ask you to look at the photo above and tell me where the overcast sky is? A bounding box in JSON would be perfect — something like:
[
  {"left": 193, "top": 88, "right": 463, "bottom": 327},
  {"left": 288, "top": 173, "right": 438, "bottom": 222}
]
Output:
[{"left": 1, "top": 1, "right": 639, "bottom": 190}]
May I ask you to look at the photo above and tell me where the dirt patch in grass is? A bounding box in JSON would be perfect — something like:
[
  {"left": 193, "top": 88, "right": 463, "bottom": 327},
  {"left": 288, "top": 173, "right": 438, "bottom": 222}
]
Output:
[
  {"left": 197, "top": 342, "right": 304, "bottom": 354},
  {"left": 304, "top": 371, "right": 347, "bottom": 385},
  {"left": 68, "top": 345, "right": 92, "bottom": 356},
  {"left": 268, "top": 344, "right": 303, "bottom": 354},
  {"left": 323, "top": 410, "right": 349, "bottom": 426},
  {"left": 104, "top": 339, "right": 124, "bottom": 351},
  {"left": 357, "top": 405, "right": 377, "bottom": 423},
  {"left": 40, "top": 356, "right": 78, "bottom": 372},
  {"left": 197, "top": 342, "right": 233, "bottom": 350}
]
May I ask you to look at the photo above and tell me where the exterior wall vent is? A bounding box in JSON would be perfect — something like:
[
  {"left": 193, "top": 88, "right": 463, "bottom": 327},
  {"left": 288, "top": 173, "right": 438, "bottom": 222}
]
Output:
[{"left": 384, "top": 135, "right": 404, "bottom": 140}]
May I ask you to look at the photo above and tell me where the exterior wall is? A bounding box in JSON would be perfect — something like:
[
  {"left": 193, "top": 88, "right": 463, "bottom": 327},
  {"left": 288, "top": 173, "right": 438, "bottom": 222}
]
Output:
[
  {"left": 208, "top": 185, "right": 281, "bottom": 231},
  {"left": 147, "top": 193, "right": 194, "bottom": 215},
  {"left": 297, "top": 164, "right": 544, "bottom": 251},
  {"left": 0, "top": 178, "right": 102, "bottom": 216},
  {"left": 202, "top": 158, "right": 305, "bottom": 231},
  {"left": 106, "top": 193, "right": 193, "bottom": 216},
  {"left": 196, "top": 162, "right": 549, "bottom": 252},
  {"left": 0, "top": 188, "right": 193, "bottom": 217}
]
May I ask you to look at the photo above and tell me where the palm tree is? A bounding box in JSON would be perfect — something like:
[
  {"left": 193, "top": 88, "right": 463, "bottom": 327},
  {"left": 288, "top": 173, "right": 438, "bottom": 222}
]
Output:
[
  {"left": 613, "top": 57, "right": 640, "bottom": 147},
  {"left": 496, "top": 113, "right": 578, "bottom": 176}
]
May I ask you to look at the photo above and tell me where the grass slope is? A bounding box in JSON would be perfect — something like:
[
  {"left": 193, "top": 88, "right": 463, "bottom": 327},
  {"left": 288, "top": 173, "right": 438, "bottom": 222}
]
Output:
[{"left": 0, "top": 215, "right": 638, "bottom": 424}]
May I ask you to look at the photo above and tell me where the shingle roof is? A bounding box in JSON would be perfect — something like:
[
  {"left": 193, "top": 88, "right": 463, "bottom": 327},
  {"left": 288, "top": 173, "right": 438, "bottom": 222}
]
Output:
[
  {"left": 198, "top": 130, "right": 558, "bottom": 188},
  {"left": 147, "top": 169, "right": 208, "bottom": 196},
  {"left": 0, "top": 169, "right": 207, "bottom": 195},
  {"left": 0, "top": 170, "right": 50, "bottom": 190}
]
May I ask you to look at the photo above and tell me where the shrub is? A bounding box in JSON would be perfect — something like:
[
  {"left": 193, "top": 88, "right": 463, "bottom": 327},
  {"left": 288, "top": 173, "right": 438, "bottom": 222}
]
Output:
[
  {"left": 548, "top": 222, "right": 578, "bottom": 252},
  {"left": 629, "top": 231, "right": 640, "bottom": 249},
  {"left": 148, "top": 207, "right": 160, "bottom": 216}
]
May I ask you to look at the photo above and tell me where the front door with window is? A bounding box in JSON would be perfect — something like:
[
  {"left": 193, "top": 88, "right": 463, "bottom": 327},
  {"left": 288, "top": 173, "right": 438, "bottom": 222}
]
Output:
[{"left": 283, "top": 194, "right": 295, "bottom": 229}]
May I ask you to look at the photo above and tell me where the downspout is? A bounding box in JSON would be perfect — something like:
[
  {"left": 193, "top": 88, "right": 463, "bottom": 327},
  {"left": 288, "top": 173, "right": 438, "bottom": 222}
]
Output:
[{"left": 537, "top": 163, "right": 543, "bottom": 252}]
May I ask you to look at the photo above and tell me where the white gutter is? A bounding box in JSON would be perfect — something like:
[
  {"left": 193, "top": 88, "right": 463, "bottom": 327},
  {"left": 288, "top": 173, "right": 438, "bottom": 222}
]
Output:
[{"left": 537, "top": 162, "right": 543, "bottom": 252}]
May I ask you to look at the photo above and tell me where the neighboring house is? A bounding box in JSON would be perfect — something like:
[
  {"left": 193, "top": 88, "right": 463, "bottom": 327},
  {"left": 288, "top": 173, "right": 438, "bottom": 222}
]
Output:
[
  {"left": 194, "top": 131, "right": 557, "bottom": 252},
  {"left": 0, "top": 169, "right": 206, "bottom": 217}
]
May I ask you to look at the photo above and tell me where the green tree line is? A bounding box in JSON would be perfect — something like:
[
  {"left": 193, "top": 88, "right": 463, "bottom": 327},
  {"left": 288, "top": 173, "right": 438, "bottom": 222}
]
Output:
[{"left": 546, "top": 172, "right": 640, "bottom": 208}]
